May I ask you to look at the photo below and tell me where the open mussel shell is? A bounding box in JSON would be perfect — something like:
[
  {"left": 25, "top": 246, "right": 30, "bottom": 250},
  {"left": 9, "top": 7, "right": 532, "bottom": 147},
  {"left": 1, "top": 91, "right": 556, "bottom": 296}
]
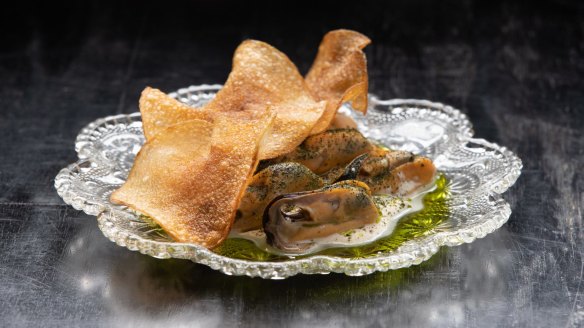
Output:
[
  {"left": 234, "top": 162, "right": 324, "bottom": 232},
  {"left": 262, "top": 180, "right": 379, "bottom": 254},
  {"left": 333, "top": 153, "right": 369, "bottom": 183}
]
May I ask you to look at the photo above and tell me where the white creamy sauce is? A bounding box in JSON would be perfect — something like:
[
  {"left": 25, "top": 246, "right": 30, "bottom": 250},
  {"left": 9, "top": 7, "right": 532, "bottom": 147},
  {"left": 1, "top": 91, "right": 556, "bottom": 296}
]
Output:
[{"left": 229, "top": 178, "right": 437, "bottom": 257}]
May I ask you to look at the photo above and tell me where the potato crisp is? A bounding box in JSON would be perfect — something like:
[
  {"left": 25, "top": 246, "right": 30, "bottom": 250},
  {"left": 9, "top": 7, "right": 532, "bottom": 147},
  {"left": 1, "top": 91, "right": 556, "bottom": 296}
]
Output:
[
  {"left": 306, "top": 29, "right": 371, "bottom": 134},
  {"left": 112, "top": 30, "right": 386, "bottom": 249},
  {"left": 111, "top": 113, "right": 273, "bottom": 248},
  {"left": 140, "top": 40, "right": 327, "bottom": 160}
]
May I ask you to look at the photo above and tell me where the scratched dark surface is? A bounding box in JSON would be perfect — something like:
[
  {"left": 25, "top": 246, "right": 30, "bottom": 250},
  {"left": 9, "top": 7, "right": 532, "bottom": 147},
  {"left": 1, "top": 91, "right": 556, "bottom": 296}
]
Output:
[{"left": 1, "top": 0, "right": 583, "bottom": 327}]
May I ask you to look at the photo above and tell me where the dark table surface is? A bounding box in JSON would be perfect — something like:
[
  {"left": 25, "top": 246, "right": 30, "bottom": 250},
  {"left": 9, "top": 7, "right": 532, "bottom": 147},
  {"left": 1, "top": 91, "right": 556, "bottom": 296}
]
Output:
[{"left": 1, "top": 1, "right": 583, "bottom": 327}]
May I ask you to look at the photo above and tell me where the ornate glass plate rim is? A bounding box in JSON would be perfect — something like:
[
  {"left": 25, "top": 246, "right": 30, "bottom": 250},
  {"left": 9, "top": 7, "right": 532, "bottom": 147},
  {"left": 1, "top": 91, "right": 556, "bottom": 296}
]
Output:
[{"left": 55, "top": 85, "right": 522, "bottom": 279}]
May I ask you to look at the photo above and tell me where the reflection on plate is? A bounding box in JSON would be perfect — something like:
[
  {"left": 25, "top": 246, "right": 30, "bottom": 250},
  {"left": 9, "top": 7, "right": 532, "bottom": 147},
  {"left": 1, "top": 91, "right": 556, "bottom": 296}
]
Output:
[{"left": 55, "top": 85, "right": 522, "bottom": 279}]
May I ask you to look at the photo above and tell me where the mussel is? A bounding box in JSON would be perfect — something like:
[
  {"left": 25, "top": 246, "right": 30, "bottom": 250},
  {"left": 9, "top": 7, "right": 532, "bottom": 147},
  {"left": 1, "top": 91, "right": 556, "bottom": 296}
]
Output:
[
  {"left": 320, "top": 153, "right": 369, "bottom": 184},
  {"left": 322, "top": 145, "right": 437, "bottom": 195},
  {"left": 360, "top": 145, "right": 415, "bottom": 176},
  {"left": 357, "top": 147, "right": 436, "bottom": 195},
  {"left": 234, "top": 162, "right": 324, "bottom": 232},
  {"left": 263, "top": 180, "right": 380, "bottom": 253},
  {"left": 266, "top": 128, "right": 373, "bottom": 174}
]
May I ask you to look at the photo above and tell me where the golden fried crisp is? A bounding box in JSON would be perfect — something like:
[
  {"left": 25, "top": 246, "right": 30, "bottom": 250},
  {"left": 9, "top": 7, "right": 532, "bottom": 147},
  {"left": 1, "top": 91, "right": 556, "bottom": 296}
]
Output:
[
  {"left": 306, "top": 29, "right": 371, "bottom": 134},
  {"left": 140, "top": 87, "right": 266, "bottom": 141},
  {"left": 140, "top": 41, "right": 327, "bottom": 160},
  {"left": 110, "top": 113, "right": 273, "bottom": 248},
  {"left": 139, "top": 87, "right": 214, "bottom": 140},
  {"left": 204, "top": 40, "right": 327, "bottom": 159}
]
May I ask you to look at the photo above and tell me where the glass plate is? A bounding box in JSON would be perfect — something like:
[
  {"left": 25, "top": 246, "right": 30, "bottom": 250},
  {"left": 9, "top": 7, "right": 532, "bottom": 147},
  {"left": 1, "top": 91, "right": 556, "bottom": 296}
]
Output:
[{"left": 55, "top": 85, "right": 522, "bottom": 279}]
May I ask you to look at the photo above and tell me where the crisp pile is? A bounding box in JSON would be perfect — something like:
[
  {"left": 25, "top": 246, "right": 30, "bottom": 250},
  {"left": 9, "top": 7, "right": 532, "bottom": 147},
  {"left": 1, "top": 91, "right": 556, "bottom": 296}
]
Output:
[{"left": 110, "top": 30, "right": 370, "bottom": 248}]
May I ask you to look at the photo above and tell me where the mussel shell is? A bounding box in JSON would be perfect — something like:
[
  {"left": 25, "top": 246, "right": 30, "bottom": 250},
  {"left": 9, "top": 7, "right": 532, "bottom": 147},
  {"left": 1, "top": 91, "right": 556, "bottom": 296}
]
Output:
[
  {"left": 263, "top": 190, "right": 315, "bottom": 252},
  {"left": 262, "top": 180, "right": 379, "bottom": 253},
  {"left": 333, "top": 153, "right": 369, "bottom": 183}
]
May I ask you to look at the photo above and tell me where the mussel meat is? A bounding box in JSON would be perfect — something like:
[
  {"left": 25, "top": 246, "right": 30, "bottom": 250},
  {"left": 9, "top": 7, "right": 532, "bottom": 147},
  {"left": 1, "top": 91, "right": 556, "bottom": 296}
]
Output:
[
  {"left": 234, "top": 162, "right": 324, "bottom": 232},
  {"left": 358, "top": 149, "right": 436, "bottom": 195},
  {"left": 268, "top": 128, "right": 373, "bottom": 174},
  {"left": 263, "top": 180, "right": 380, "bottom": 253}
]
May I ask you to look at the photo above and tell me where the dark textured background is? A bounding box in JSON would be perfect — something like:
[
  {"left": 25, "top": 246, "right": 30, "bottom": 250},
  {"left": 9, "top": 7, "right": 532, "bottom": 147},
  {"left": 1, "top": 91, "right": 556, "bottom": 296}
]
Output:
[{"left": 1, "top": 1, "right": 583, "bottom": 327}]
